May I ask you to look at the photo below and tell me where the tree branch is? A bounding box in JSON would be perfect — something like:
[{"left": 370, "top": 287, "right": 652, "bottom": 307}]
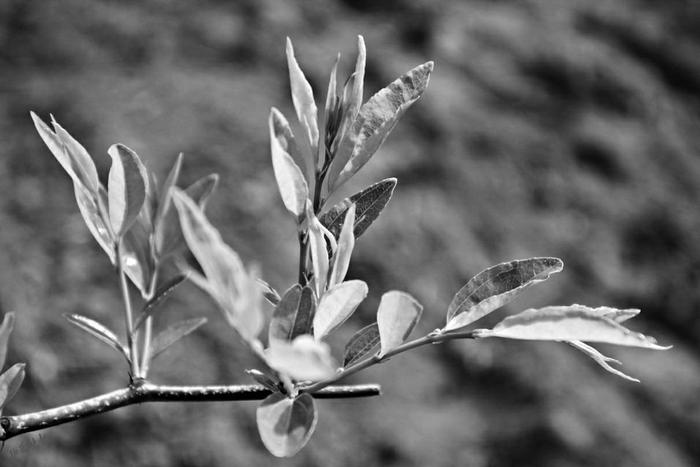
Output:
[{"left": 0, "top": 382, "right": 380, "bottom": 441}]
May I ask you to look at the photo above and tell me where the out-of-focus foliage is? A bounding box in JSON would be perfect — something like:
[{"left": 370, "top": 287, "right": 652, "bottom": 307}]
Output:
[{"left": 0, "top": 0, "right": 699, "bottom": 466}]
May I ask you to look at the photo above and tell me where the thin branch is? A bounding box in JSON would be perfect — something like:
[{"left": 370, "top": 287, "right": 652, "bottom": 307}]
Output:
[{"left": 0, "top": 383, "right": 381, "bottom": 441}]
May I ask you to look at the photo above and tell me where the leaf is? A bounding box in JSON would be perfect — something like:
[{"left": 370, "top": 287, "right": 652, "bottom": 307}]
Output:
[
  {"left": 331, "top": 61, "right": 434, "bottom": 189},
  {"left": 269, "top": 285, "right": 303, "bottom": 344},
  {"left": 149, "top": 317, "right": 207, "bottom": 360},
  {"left": 444, "top": 257, "right": 564, "bottom": 332},
  {"left": 172, "top": 190, "right": 264, "bottom": 342},
  {"left": 343, "top": 322, "right": 380, "bottom": 367},
  {"left": 475, "top": 305, "right": 671, "bottom": 349},
  {"left": 270, "top": 108, "right": 310, "bottom": 218},
  {"left": 286, "top": 38, "right": 319, "bottom": 153},
  {"left": 258, "top": 278, "right": 281, "bottom": 306},
  {"left": 0, "top": 312, "right": 15, "bottom": 370},
  {"left": 377, "top": 291, "right": 423, "bottom": 356},
  {"left": 30, "top": 112, "right": 99, "bottom": 195},
  {"left": 265, "top": 335, "right": 336, "bottom": 381},
  {"left": 320, "top": 178, "right": 397, "bottom": 240},
  {"left": 157, "top": 173, "right": 219, "bottom": 258},
  {"left": 133, "top": 273, "right": 188, "bottom": 331},
  {"left": 318, "top": 53, "right": 340, "bottom": 171},
  {"left": 256, "top": 392, "right": 318, "bottom": 458},
  {"left": 328, "top": 203, "right": 355, "bottom": 288},
  {"left": 74, "top": 184, "right": 116, "bottom": 262},
  {"left": 332, "top": 36, "right": 366, "bottom": 158},
  {"left": 107, "top": 144, "right": 148, "bottom": 236},
  {"left": 153, "top": 152, "right": 184, "bottom": 241},
  {"left": 567, "top": 341, "right": 640, "bottom": 383},
  {"left": 0, "top": 363, "right": 26, "bottom": 412},
  {"left": 246, "top": 369, "right": 281, "bottom": 392},
  {"left": 313, "top": 280, "right": 368, "bottom": 340},
  {"left": 64, "top": 314, "right": 130, "bottom": 362},
  {"left": 306, "top": 202, "right": 329, "bottom": 296}
]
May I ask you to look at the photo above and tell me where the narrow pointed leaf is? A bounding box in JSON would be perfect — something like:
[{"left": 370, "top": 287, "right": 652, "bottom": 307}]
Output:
[
  {"left": 331, "top": 61, "right": 434, "bottom": 189},
  {"left": 133, "top": 273, "right": 188, "bottom": 331},
  {"left": 74, "top": 184, "right": 116, "bottom": 262},
  {"left": 320, "top": 178, "right": 397, "bottom": 239},
  {"left": 257, "top": 392, "right": 318, "bottom": 458},
  {"left": 475, "top": 305, "right": 671, "bottom": 349},
  {"left": 0, "top": 312, "right": 15, "bottom": 371},
  {"left": 107, "top": 144, "right": 148, "bottom": 236},
  {"left": 445, "top": 257, "right": 564, "bottom": 332},
  {"left": 348, "top": 35, "right": 366, "bottom": 120},
  {"left": 318, "top": 54, "right": 340, "bottom": 171},
  {"left": 64, "top": 314, "right": 130, "bottom": 362},
  {"left": 286, "top": 38, "right": 319, "bottom": 152},
  {"left": 51, "top": 118, "right": 100, "bottom": 194},
  {"left": 30, "top": 112, "right": 99, "bottom": 194},
  {"left": 306, "top": 203, "right": 329, "bottom": 296},
  {"left": 294, "top": 286, "right": 316, "bottom": 337},
  {"left": 328, "top": 204, "right": 355, "bottom": 288},
  {"left": 246, "top": 369, "right": 281, "bottom": 392},
  {"left": 172, "top": 190, "right": 264, "bottom": 342},
  {"left": 0, "top": 363, "right": 26, "bottom": 411},
  {"left": 265, "top": 335, "right": 336, "bottom": 381},
  {"left": 157, "top": 173, "right": 219, "bottom": 258},
  {"left": 313, "top": 280, "right": 368, "bottom": 339},
  {"left": 258, "top": 278, "right": 281, "bottom": 306},
  {"left": 150, "top": 317, "right": 207, "bottom": 359},
  {"left": 343, "top": 322, "right": 380, "bottom": 367},
  {"left": 567, "top": 341, "right": 640, "bottom": 383},
  {"left": 377, "top": 291, "right": 423, "bottom": 356},
  {"left": 153, "top": 152, "right": 183, "bottom": 237},
  {"left": 270, "top": 108, "right": 309, "bottom": 218}
]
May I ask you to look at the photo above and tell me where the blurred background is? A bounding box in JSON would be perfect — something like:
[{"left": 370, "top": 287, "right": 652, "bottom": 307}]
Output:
[{"left": 1, "top": 0, "right": 699, "bottom": 465}]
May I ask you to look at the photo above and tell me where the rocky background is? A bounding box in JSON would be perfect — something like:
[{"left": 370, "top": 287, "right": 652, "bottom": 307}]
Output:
[{"left": 1, "top": 0, "right": 699, "bottom": 465}]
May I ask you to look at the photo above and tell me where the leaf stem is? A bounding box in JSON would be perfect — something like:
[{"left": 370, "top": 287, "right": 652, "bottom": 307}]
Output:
[
  {"left": 115, "top": 240, "right": 140, "bottom": 380},
  {"left": 302, "top": 329, "right": 477, "bottom": 393},
  {"left": 0, "top": 383, "right": 380, "bottom": 441}
]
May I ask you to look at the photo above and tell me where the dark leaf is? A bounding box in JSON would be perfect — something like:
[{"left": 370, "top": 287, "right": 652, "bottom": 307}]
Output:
[
  {"left": 246, "top": 368, "right": 281, "bottom": 392},
  {"left": 320, "top": 178, "right": 397, "bottom": 239},
  {"left": 258, "top": 278, "right": 281, "bottom": 306},
  {"left": 133, "top": 273, "right": 188, "bottom": 331},
  {"left": 343, "top": 322, "right": 380, "bottom": 367}
]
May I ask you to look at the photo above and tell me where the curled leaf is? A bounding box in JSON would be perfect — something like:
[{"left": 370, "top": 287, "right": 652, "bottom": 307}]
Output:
[
  {"left": 107, "top": 143, "right": 148, "bottom": 236},
  {"left": 246, "top": 369, "right": 281, "bottom": 392},
  {"left": 475, "top": 305, "right": 671, "bottom": 349},
  {"left": 270, "top": 108, "right": 309, "bottom": 218},
  {"left": 328, "top": 203, "right": 355, "bottom": 288},
  {"left": 286, "top": 38, "right": 319, "bottom": 153},
  {"left": 313, "top": 280, "right": 368, "bottom": 340},
  {"left": 258, "top": 278, "right": 281, "bottom": 306},
  {"left": 445, "top": 257, "right": 563, "bottom": 332},
  {"left": 377, "top": 291, "right": 423, "bottom": 356},
  {"left": 567, "top": 341, "right": 640, "bottom": 383},
  {"left": 265, "top": 335, "right": 336, "bottom": 381},
  {"left": 343, "top": 322, "right": 380, "bottom": 367},
  {"left": 257, "top": 392, "right": 318, "bottom": 457},
  {"left": 306, "top": 202, "right": 329, "bottom": 296}
]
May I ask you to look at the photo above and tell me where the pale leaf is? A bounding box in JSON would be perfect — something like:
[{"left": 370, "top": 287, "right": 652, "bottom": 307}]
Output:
[
  {"left": 377, "top": 291, "right": 423, "bottom": 356},
  {"left": 270, "top": 108, "right": 309, "bottom": 218},
  {"left": 265, "top": 335, "right": 336, "bottom": 381},
  {"left": 256, "top": 392, "right": 318, "bottom": 458},
  {"left": 0, "top": 363, "right": 25, "bottom": 412},
  {"left": 475, "top": 305, "right": 671, "bottom": 349},
  {"left": 328, "top": 203, "right": 355, "bottom": 288},
  {"left": 0, "top": 312, "right": 15, "bottom": 371},
  {"left": 306, "top": 202, "right": 329, "bottom": 296},
  {"left": 286, "top": 38, "right": 319, "bottom": 152},
  {"left": 64, "top": 314, "right": 130, "bottom": 362},
  {"left": 567, "top": 341, "right": 640, "bottom": 383},
  {"left": 313, "top": 280, "right": 368, "bottom": 339},
  {"left": 107, "top": 144, "right": 148, "bottom": 236}
]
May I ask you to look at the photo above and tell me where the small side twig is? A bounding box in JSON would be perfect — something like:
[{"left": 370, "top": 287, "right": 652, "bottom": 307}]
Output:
[{"left": 0, "top": 383, "right": 380, "bottom": 441}]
